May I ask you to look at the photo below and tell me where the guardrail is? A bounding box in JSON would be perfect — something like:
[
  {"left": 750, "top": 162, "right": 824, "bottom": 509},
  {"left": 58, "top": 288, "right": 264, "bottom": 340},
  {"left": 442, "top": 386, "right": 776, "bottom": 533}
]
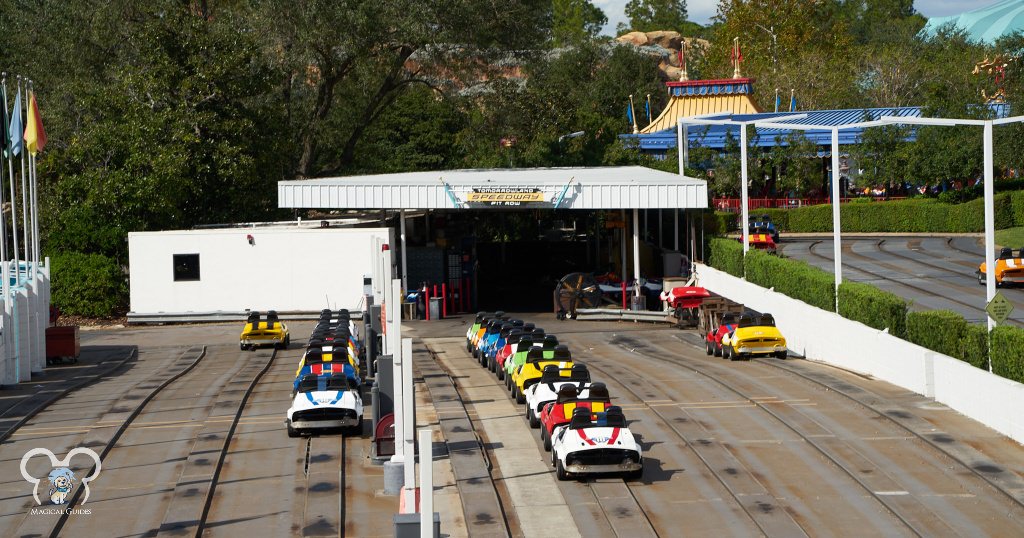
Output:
[{"left": 694, "top": 262, "right": 1024, "bottom": 445}]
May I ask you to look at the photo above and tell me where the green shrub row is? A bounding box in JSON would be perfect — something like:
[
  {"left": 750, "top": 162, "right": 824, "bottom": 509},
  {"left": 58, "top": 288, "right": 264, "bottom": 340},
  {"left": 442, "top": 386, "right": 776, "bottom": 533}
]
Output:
[
  {"left": 50, "top": 252, "right": 128, "bottom": 318},
  {"left": 744, "top": 249, "right": 835, "bottom": 311},
  {"left": 708, "top": 238, "right": 744, "bottom": 278},
  {"left": 838, "top": 281, "right": 908, "bottom": 338},
  {"left": 992, "top": 326, "right": 1024, "bottom": 384},
  {"left": 905, "top": 310, "right": 987, "bottom": 369},
  {"left": 745, "top": 193, "right": 1021, "bottom": 233}
]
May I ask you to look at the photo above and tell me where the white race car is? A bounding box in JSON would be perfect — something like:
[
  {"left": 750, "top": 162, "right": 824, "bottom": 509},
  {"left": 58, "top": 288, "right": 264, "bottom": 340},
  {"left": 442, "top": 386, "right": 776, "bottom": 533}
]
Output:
[
  {"left": 524, "top": 364, "right": 592, "bottom": 428},
  {"left": 550, "top": 406, "right": 642, "bottom": 481},
  {"left": 286, "top": 373, "right": 363, "bottom": 437}
]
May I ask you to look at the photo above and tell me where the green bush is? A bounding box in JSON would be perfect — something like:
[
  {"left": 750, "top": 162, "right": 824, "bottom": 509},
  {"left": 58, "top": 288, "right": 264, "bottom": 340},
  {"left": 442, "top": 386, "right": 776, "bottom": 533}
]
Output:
[
  {"left": 708, "top": 238, "right": 744, "bottom": 277},
  {"left": 50, "top": 252, "right": 128, "bottom": 318},
  {"left": 961, "top": 324, "right": 989, "bottom": 370},
  {"left": 906, "top": 310, "right": 989, "bottom": 369},
  {"left": 766, "top": 194, "right": 1016, "bottom": 233},
  {"left": 991, "top": 326, "right": 1024, "bottom": 383},
  {"left": 838, "top": 281, "right": 908, "bottom": 338},
  {"left": 745, "top": 249, "right": 835, "bottom": 311}
]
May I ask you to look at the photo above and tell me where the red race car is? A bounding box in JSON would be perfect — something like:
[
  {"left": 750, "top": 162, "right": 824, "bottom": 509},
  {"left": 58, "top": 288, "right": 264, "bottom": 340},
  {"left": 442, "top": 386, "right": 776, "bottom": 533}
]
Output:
[
  {"left": 539, "top": 383, "right": 611, "bottom": 451},
  {"left": 739, "top": 232, "right": 777, "bottom": 254},
  {"left": 705, "top": 312, "right": 737, "bottom": 357}
]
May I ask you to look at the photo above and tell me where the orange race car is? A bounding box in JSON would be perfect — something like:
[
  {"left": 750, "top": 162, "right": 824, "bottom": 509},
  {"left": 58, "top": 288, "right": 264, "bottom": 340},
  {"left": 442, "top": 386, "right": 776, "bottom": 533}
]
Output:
[{"left": 978, "top": 247, "right": 1024, "bottom": 287}]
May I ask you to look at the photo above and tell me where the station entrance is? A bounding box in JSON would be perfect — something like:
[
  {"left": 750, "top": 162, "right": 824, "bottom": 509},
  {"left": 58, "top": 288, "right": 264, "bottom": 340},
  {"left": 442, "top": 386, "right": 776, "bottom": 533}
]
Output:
[{"left": 277, "top": 167, "right": 709, "bottom": 313}]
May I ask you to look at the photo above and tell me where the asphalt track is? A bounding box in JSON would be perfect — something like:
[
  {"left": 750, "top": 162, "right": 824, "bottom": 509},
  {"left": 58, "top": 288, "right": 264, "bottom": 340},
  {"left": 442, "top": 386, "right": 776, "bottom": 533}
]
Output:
[
  {"left": 1, "top": 314, "right": 1022, "bottom": 537},
  {"left": 413, "top": 314, "right": 1024, "bottom": 537},
  {"left": 777, "top": 236, "right": 1024, "bottom": 325}
]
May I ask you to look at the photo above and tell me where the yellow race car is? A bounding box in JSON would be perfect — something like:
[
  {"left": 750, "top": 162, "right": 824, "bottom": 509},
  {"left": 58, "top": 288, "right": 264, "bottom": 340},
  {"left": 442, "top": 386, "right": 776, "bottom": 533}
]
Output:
[
  {"left": 721, "top": 313, "right": 787, "bottom": 361},
  {"left": 240, "top": 311, "right": 290, "bottom": 350},
  {"left": 978, "top": 247, "right": 1024, "bottom": 287},
  {"left": 511, "top": 344, "right": 573, "bottom": 404}
]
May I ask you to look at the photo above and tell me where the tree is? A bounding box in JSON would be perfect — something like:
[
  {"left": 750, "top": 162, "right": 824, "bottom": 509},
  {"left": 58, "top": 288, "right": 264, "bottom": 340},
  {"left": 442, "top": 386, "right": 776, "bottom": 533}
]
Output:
[
  {"left": 553, "top": 0, "right": 608, "bottom": 47},
  {"left": 624, "top": 0, "right": 688, "bottom": 32}
]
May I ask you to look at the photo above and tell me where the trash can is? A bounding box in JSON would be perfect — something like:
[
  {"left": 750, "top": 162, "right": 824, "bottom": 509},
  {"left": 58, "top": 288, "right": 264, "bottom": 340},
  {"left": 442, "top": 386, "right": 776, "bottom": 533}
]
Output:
[
  {"left": 629, "top": 295, "right": 647, "bottom": 311},
  {"left": 429, "top": 297, "right": 442, "bottom": 320}
]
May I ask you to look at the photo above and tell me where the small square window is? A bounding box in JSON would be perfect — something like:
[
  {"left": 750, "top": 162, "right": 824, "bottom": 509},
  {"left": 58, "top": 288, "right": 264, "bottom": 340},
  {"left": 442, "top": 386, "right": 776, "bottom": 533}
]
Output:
[{"left": 173, "top": 254, "right": 200, "bottom": 282}]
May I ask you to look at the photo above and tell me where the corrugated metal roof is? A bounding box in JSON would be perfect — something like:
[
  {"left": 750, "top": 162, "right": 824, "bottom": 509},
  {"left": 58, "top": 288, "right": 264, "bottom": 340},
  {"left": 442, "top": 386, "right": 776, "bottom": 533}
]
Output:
[
  {"left": 277, "top": 166, "right": 708, "bottom": 210},
  {"left": 626, "top": 104, "right": 1010, "bottom": 151}
]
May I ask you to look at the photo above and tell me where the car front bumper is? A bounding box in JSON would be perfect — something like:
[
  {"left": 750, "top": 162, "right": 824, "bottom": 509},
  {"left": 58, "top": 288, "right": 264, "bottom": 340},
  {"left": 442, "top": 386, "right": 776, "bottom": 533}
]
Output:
[{"left": 289, "top": 418, "right": 359, "bottom": 429}]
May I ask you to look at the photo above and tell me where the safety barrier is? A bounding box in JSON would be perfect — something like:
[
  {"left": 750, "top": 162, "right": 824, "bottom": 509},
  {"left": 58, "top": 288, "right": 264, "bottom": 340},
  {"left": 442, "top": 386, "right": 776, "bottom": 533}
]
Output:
[{"left": 695, "top": 263, "right": 1024, "bottom": 445}]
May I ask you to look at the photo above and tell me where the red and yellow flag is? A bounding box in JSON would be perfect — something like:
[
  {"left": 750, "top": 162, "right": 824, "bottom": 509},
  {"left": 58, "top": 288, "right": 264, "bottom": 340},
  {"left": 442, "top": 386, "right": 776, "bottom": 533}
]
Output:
[{"left": 23, "top": 92, "right": 47, "bottom": 154}]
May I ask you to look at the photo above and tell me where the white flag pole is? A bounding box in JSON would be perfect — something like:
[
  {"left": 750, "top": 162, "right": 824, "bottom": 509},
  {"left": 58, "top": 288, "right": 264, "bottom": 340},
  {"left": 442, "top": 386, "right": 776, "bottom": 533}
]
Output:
[
  {"left": 3, "top": 78, "right": 19, "bottom": 279},
  {"left": 17, "top": 77, "right": 29, "bottom": 280},
  {"left": 0, "top": 74, "right": 8, "bottom": 264},
  {"left": 28, "top": 81, "right": 39, "bottom": 266}
]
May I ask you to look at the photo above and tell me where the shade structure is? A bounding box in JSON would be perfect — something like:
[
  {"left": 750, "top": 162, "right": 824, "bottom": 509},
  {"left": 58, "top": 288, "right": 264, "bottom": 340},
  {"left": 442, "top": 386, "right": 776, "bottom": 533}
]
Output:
[{"left": 920, "top": 0, "right": 1024, "bottom": 43}]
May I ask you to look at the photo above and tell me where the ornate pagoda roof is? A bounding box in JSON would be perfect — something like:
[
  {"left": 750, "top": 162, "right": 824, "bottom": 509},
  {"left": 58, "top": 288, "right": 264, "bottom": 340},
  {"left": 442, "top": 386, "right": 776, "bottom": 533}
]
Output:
[{"left": 641, "top": 78, "right": 762, "bottom": 134}]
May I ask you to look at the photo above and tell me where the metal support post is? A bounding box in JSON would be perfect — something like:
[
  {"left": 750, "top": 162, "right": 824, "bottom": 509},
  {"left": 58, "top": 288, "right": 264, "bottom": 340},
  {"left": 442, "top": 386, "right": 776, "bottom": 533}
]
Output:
[
  {"left": 419, "top": 429, "right": 434, "bottom": 538},
  {"left": 740, "top": 125, "right": 750, "bottom": 256},
  {"left": 984, "top": 120, "right": 996, "bottom": 371},
  {"left": 402, "top": 337, "right": 416, "bottom": 511},
  {"left": 400, "top": 209, "right": 409, "bottom": 292},
  {"left": 632, "top": 208, "right": 641, "bottom": 296},
  {"left": 389, "top": 280, "right": 403, "bottom": 462},
  {"left": 620, "top": 209, "right": 627, "bottom": 283},
  {"left": 831, "top": 128, "right": 843, "bottom": 313}
]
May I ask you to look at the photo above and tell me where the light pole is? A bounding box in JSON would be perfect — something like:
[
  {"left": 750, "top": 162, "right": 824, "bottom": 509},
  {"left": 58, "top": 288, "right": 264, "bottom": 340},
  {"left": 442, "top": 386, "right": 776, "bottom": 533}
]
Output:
[{"left": 754, "top": 23, "right": 778, "bottom": 76}]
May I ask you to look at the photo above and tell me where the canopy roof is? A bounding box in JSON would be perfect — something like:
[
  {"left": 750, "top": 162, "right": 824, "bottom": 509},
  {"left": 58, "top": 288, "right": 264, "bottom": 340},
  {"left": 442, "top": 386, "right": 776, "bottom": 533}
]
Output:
[
  {"left": 921, "top": 0, "right": 1024, "bottom": 43},
  {"left": 278, "top": 166, "right": 708, "bottom": 210}
]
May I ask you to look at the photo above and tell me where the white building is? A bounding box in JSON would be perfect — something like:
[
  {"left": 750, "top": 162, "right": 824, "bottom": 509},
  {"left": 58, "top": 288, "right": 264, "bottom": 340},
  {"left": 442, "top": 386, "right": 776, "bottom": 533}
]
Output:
[{"left": 128, "top": 225, "right": 393, "bottom": 319}]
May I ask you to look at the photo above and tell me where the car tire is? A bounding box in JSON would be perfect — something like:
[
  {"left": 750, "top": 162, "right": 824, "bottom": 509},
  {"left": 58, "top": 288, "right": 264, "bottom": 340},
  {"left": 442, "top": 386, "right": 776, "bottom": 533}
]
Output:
[
  {"left": 516, "top": 387, "right": 526, "bottom": 404},
  {"left": 714, "top": 343, "right": 723, "bottom": 357},
  {"left": 529, "top": 408, "right": 540, "bottom": 428},
  {"left": 978, "top": 273, "right": 986, "bottom": 286},
  {"left": 544, "top": 433, "right": 552, "bottom": 452},
  {"left": 705, "top": 339, "right": 713, "bottom": 356},
  {"left": 556, "top": 459, "right": 569, "bottom": 481},
  {"left": 775, "top": 351, "right": 787, "bottom": 360},
  {"left": 240, "top": 343, "right": 246, "bottom": 351},
  {"left": 497, "top": 366, "right": 504, "bottom": 380},
  {"left": 286, "top": 421, "right": 299, "bottom": 438},
  {"left": 727, "top": 346, "right": 737, "bottom": 361}
]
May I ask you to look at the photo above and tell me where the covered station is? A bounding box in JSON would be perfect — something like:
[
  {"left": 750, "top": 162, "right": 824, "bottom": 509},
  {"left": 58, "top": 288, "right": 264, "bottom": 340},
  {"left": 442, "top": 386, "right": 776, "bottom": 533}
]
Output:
[{"left": 277, "top": 166, "right": 708, "bottom": 311}]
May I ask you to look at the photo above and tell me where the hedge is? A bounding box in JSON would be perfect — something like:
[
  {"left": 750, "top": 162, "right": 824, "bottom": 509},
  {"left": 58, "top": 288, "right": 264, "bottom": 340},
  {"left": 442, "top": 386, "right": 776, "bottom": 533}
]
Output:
[
  {"left": 837, "top": 281, "right": 908, "bottom": 338},
  {"left": 755, "top": 194, "right": 1016, "bottom": 233},
  {"left": 962, "top": 323, "right": 989, "bottom": 370},
  {"left": 906, "top": 310, "right": 987, "bottom": 368},
  {"left": 991, "top": 326, "right": 1024, "bottom": 383},
  {"left": 50, "top": 252, "right": 128, "bottom": 318},
  {"left": 744, "top": 249, "right": 835, "bottom": 311},
  {"left": 708, "top": 238, "right": 744, "bottom": 277}
]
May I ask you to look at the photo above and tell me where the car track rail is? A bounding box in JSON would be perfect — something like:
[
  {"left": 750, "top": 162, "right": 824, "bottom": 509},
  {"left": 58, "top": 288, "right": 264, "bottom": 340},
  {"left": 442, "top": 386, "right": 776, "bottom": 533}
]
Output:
[{"left": 632, "top": 333, "right": 1024, "bottom": 535}]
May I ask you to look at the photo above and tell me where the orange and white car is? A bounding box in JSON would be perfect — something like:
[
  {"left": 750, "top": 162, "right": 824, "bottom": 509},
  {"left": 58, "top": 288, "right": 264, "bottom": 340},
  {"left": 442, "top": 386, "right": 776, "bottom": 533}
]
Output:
[{"left": 978, "top": 247, "right": 1024, "bottom": 287}]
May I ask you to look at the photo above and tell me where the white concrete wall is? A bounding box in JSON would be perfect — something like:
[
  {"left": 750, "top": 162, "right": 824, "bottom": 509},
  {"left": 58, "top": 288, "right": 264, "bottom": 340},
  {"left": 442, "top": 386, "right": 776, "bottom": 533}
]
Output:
[
  {"left": 695, "top": 263, "right": 1024, "bottom": 445},
  {"left": 128, "top": 227, "right": 393, "bottom": 314}
]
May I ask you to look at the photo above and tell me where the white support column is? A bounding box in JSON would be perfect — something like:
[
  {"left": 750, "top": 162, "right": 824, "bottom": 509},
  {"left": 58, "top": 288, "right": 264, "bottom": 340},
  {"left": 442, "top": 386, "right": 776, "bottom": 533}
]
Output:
[
  {"left": 390, "top": 281, "right": 403, "bottom": 460},
  {"left": 400, "top": 209, "right": 409, "bottom": 292},
  {"left": 632, "top": 208, "right": 641, "bottom": 296},
  {"left": 673, "top": 210, "right": 679, "bottom": 252},
  {"left": 984, "top": 120, "right": 996, "bottom": 362},
  {"left": 677, "top": 120, "right": 685, "bottom": 175},
  {"left": 620, "top": 209, "right": 627, "bottom": 283},
  {"left": 401, "top": 337, "right": 416, "bottom": 512},
  {"left": 419, "top": 428, "right": 434, "bottom": 537},
  {"left": 382, "top": 249, "right": 394, "bottom": 355},
  {"left": 1, "top": 261, "right": 11, "bottom": 385},
  {"left": 831, "top": 127, "right": 843, "bottom": 313},
  {"left": 740, "top": 125, "right": 750, "bottom": 255}
]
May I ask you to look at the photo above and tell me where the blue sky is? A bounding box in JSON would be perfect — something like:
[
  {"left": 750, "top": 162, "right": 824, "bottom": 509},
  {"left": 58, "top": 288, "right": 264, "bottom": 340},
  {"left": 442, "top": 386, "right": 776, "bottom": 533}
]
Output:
[{"left": 595, "top": 0, "right": 1002, "bottom": 34}]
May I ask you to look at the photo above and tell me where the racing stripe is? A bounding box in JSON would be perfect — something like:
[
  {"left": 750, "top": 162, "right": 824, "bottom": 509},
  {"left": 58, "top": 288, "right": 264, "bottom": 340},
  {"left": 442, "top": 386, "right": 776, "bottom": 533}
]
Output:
[
  {"left": 577, "top": 429, "right": 596, "bottom": 445},
  {"left": 608, "top": 427, "right": 621, "bottom": 445}
]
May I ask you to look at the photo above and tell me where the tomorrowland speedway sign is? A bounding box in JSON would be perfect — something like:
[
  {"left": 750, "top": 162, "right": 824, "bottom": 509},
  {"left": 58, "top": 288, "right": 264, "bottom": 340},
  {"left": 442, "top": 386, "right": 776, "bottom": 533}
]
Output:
[{"left": 466, "top": 187, "right": 545, "bottom": 206}]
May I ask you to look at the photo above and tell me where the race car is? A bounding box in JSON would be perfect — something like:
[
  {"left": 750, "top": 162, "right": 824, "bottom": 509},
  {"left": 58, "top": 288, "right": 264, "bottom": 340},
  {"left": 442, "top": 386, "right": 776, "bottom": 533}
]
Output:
[
  {"left": 511, "top": 343, "right": 572, "bottom": 404},
  {"left": 240, "top": 310, "right": 290, "bottom": 350},
  {"left": 293, "top": 361, "right": 360, "bottom": 394},
  {"left": 502, "top": 329, "right": 546, "bottom": 383},
  {"left": 977, "top": 247, "right": 1024, "bottom": 287},
  {"left": 721, "top": 313, "right": 787, "bottom": 360},
  {"left": 473, "top": 318, "right": 505, "bottom": 359},
  {"left": 524, "top": 364, "right": 592, "bottom": 428},
  {"left": 739, "top": 231, "right": 777, "bottom": 254},
  {"left": 466, "top": 312, "right": 494, "bottom": 351},
  {"left": 286, "top": 372, "right": 363, "bottom": 437},
  {"left": 493, "top": 329, "right": 524, "bottom": 372},
  {"left": 705, "top": 312, "right": 738, "bottom": 357},
  {"left": 483, "top": 320, "right": 523, "bottom": 365},
  {"left": 748, "top": 214, "right": 780, "bottom": 243},
  {"left": 550, "top": 406, "right": 642, "bottom": 480},
  {"left": 296, "top": 345, "right": 360, "bottom": 378},
  {"left": 539, "top": 383, "right": 611, "bottom": 451},
  {"left": 497, "top": 334, "right": 534, "bottom": 380}
]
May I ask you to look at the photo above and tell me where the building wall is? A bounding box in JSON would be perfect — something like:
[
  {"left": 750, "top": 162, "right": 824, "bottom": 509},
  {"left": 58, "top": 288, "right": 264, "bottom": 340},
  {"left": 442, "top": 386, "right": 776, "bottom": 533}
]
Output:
[{"left": 128, "top": 227, "right": 393, "bottom": 314}]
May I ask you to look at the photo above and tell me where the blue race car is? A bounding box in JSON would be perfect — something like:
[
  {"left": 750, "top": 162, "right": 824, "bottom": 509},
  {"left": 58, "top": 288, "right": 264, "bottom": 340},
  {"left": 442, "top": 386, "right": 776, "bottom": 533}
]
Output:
[{"left": 748, "top": 214, "right": 779, "bottom": 243}]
